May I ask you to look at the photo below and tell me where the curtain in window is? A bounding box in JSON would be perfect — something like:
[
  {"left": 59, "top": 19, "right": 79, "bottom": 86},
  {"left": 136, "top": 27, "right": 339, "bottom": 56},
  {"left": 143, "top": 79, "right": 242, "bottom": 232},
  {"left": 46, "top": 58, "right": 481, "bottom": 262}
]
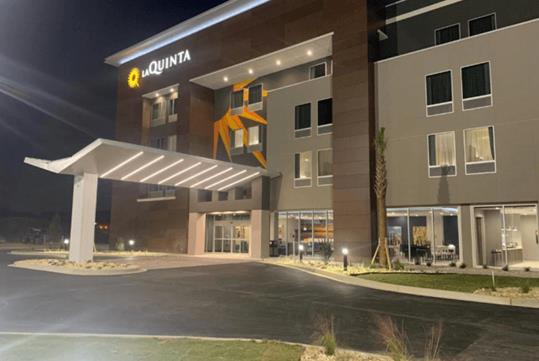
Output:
[
  {"left": 248, "top": 85, "right": 262, "bottom": 104},
  {"left": 469, "top": 15, "right": 495, "bottom": 36},
  {"left": 462, "top": 63, "right": 490, "bottom": 99},
  {"left": 234, "top": 129, "right": 243, "bottom": 148},
  {"left": 427, "top": 72, "right": 452, "bottom": 105},
  {"left": 231, "top": 91, "right": 244, "bottom": 109},
  {"left": 295, "top": 152, "right": 312, "bottom": 179},
  {"left": 429, "top": 133, "right": 455, "bottom": 166},
  {"left": 318, "top": 149, "right": 332, "bottom": 176},
  {"left": 465, "top": 127, "right": 494, "bottom": 162},
  {"left": 295, "top": 103, "right": 311, "bottom": 130},
  {"left": 435, "top": 25, "right": 459, "bottom": 45}
]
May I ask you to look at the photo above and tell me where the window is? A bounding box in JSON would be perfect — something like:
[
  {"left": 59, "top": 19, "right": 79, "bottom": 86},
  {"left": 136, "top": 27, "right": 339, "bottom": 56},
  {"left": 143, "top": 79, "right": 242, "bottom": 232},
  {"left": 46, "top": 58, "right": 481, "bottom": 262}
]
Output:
[
  {"left": 198, "top": 190, "right": 213, "bottom": 202},
  {"left": 469, "top": 14, "right": 496, "bottom": 36},
  {"left": 248, "top": 126, "right": 260, "bottom": 146},
  {"left": 235, "top": 184, "right": 252, "bottom": 200},
  {"left": 317, "top": 98, "right": 332, "bottom": 134},
  {"left": 294, "top": 151, "right": 312, "bottom": 187},
  {"left": 435, "top": 24, "right": 460, "bottom": 45},
  {"left": 248, "top": 84, "right": 262, "bottom": 105},
  {"left": 151, "top": 102, "right": 163, "bottom": 120},
  {"left": 231, "top": 90, "right": 244, "bottom": 110},
  {"left": 152, "top": 137, "right": 166, "bottom": 150},
  {"left": 317, "top": 149, "right": 333, "bottom": 186},
  {"left": 168, "top": 98, "right": 176, "bottom": 115},
  {"left": 426, "top": 71, "right": 453, "bottom": 116},
  {"left": 464, "top": 126, "right": 496, "bottom": 174},
  {"left": 233, "top": 129, "right": 244, "bottom": 148},
  {"left": 167, "top": 135, "right": 177, "bottom": 152},
  {"left": 309, "top": 62, "right": 327, "bottom": 79},
  {"left": 461, "top": 62, "right": 492, "bottom": 110},
  {"left": 295, "top": 103, "right": 311, "bottom": 138},
  {"left": 218, "top": 191, "right": 229, "bottom": 201},
  {"left": 427, "top": 132, "right": 456, "bottom": 177}
]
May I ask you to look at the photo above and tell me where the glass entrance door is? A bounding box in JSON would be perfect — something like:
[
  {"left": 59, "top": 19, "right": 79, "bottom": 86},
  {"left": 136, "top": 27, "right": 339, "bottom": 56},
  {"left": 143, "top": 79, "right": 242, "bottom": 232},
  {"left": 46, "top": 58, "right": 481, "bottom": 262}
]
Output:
[{"left": 211, "top": 221, "right": 250, "bottom": 254}]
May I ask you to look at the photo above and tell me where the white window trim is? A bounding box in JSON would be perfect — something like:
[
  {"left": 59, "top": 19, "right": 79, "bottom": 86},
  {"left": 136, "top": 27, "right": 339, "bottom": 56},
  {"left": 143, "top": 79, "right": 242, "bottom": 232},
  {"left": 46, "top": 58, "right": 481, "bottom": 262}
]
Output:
[
  {"left": 316, "top": 148, "right": 333, "bottom": 187},
  {"left": 425, "top": 69, "right": 454, "bottom": 118},
  {"left": 463, "top": 125, "right": 497, "bottom": 175},
  {"left": 231, "top": 89, "right": 244, "bottom": 112},
  {"left": 316, "top": 98, "right": 333, "bottom": 132},
  {"left": 294, "top": 151, "right": 313, "bottom": 188},
  {"left": 247, "top": 83, "right": 264, "bottom": 106},
  {"left": 433, "top": 23, "right": 461, "bottom": 45},
  {"left": 426, "top": 131, "right": 457, "bottom": 178},
  {"left": 460, "top": 60, "right": 493, "bottom": 111},
  {"left": 294, "top": 103, "right": 312, "bottom": 139},
  {"left": 309, "top": 61, "right": 328, "bottom": 80},
  {"left": 468, "top": 12, "right": 497, "bottom": 37}
]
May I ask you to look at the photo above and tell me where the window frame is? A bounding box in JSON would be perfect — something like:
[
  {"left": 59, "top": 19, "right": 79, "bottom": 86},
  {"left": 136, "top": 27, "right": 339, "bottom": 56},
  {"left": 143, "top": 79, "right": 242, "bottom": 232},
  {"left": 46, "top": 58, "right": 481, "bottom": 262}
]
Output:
[
  {"left": 233, "top": 128, "right": 244, "bottom": 149},
  {"left": 309, "top": 62, "right": 328, "bottom": 80},
  {"left": 468, "top": 13, "right": 497, "bottom": 37},
  {"left": 317, "top": 98, "right": 333, "bottom": 134},
  {"left": 460, "top": 60, "right": 493, "bottom": 111},
  {"left": 247, "top": 83, "right": 263, "bottom": 106},
  {"left": 231, "top": 89, "right": 245, "bottom": 111},
  {"left": 463, "top": 125, "right": 497, "bottom": 175},
  {"left": 316, "top": 148, "right": 333, "bottom": 187},
  {"left": 294, "top": 151, "right": 313, "bottom": 188},
  {"left": 248, "top": 125, "right": 260, "bottom": 146},
  {"left": 426, "top": 131, "right": 457, "bottom": 178},
  {"left": 294, "top": 103, "right": 312, "bottom": 139},
  {"left": 434, "top": 23, "right": 461, "bottom": 45},
  {"left": 425, "top": 69, "right": 454, "bottom": 117}
]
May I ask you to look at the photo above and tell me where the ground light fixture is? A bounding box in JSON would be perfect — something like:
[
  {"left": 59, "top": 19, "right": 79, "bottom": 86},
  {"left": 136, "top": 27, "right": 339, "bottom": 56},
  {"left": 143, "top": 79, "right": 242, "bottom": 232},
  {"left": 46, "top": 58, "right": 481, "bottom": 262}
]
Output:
[
  {"left": 63, "top": 238, "right": 69, "bottom": 251},
  {"left": 128, "top": 239, "right": 135, "bottom": 247},
  {"left": 298, "top": 244, "right": 305, "bottom": 262},
  {"left": 342, "top": 247, "right": 349, "bottom": 271}
]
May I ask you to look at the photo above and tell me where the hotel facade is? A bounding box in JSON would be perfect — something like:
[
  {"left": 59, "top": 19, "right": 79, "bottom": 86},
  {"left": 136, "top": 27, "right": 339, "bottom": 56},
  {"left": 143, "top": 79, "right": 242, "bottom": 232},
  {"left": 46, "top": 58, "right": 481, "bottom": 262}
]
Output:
[{"left": 86, "top": 0, "right": 539, "bottom": 267}]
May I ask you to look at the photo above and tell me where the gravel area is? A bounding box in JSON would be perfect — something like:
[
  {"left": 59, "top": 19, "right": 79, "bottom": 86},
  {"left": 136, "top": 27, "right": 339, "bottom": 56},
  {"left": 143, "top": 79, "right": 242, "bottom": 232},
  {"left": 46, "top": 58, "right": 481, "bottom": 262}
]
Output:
[
  {"left": 301, "top": 347, "right": 390, "bottom": 361},
  {"left": 474, "top": 287, "right": 539, "bottom": 299}
]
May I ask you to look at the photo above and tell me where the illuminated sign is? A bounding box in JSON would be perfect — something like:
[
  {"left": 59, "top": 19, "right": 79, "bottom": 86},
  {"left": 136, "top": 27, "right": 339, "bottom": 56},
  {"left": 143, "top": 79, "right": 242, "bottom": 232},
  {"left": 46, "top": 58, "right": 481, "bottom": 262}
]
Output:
[{"left": 127, "top": 49, "right": 191, "bottom": 88}]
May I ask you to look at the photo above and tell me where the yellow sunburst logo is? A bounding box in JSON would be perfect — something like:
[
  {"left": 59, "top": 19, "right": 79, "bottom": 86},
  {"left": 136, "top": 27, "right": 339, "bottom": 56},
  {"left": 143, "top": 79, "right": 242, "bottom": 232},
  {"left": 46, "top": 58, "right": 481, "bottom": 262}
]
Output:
[{"left": 128, "top": 68, "right": 141, "bottom": 89}]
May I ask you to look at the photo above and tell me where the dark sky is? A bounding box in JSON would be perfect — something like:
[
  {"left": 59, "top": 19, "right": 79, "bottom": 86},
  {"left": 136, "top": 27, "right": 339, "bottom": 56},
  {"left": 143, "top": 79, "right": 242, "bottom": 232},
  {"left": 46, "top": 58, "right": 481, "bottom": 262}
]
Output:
[{"left": 0, "top": 0, "right": 226, "bottom": 216}]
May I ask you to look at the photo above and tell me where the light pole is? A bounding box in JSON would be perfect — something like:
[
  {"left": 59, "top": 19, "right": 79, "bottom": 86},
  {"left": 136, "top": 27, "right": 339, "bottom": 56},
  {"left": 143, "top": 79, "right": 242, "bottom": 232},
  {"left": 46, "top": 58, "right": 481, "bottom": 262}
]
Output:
[
  {"left": 298, "top": 244, "right": 304, "bottom": 262},
  {"left": 342, "top": 247, "right": 349, "bottom": 271}
]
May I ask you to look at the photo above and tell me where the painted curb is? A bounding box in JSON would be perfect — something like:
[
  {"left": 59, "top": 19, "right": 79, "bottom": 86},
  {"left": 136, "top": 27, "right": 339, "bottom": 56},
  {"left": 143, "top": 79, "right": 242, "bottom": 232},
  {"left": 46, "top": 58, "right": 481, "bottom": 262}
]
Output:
[
  {"left": 265, "top": 262, "right": 539, "bottom": 309},
  {"left": 8, "top": 263, "right": 146, "bottom": 276}
]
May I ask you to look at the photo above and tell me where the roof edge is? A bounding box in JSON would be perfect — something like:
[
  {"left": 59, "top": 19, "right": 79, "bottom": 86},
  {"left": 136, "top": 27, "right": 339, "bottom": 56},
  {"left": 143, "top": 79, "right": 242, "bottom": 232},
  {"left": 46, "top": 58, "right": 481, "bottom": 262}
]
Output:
[{"left": 105, "top": 0, "right": 270, "bottom": 67}]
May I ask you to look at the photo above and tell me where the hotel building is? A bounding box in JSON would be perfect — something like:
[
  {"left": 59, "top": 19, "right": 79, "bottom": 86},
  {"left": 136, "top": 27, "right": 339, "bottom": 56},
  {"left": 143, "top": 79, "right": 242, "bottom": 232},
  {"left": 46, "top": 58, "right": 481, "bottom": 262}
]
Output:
[{"left": 26, "top": 0, "right": 539, "bottom": 267}]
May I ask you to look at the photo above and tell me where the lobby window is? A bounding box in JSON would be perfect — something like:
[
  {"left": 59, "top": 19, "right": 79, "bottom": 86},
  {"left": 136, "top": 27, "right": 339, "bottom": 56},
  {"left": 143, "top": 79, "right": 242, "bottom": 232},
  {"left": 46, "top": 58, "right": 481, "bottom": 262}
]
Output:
[
  {"left": 231, "top": 90, "right": 244, "bottom": 112},
  {"left": 295, "top": 103, "right": 311, "bottom": 138},
  {"left": 309, "top": 62, "right": 327, "bottom": 79},
  {"left": 426, "top": 71, "right": 453, "bottom": 116},
  {"left": 317, "top": 98, "right": 332, "bottom": 134},
  {"left": 248, "top": 84, "right": 263, "bottom": 111},
  {"left": 233, "top": 129, "right": 244, "bottom": 149},
  {"left": 469, "top": 13, "right": 496, "bottom": 36},
  {"left": 294, "top": 151, "right": 312, "bottom": 187},
  {"left": 464, "top": 126, "right": 496, "bottom": 174},
  {"left": 248, "top": 126, "right": 260, "bottom": 146},
  {"left": 435, "top": 24, "right": 460, "bottom": 45},
  {"left": 317, "top": 149, "right": 333, "bottom": 186},
  {"left": 461, "top": 62, "right": 492, "bottom": 110},
  {"left": 427, "top": 132, "right": 456, "bottom": 177},
  {"left": 151, "top": 137, "right": 166, "bottom": 150}
]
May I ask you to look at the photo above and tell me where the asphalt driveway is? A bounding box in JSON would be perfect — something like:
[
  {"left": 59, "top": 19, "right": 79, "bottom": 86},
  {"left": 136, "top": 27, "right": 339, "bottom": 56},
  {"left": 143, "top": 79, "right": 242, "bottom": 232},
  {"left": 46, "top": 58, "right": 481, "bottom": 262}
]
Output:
[{"left": 1, "top": 251, "right": 538, "bottom": 360}]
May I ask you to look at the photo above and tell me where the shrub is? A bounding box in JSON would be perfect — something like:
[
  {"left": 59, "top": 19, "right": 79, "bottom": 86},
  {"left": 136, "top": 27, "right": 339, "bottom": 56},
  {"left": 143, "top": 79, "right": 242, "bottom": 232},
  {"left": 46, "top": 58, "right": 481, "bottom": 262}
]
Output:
[
  {"left": 392, "top": 259, "right": 405, "bottom": 271},
  {"left": 482, "top": 264, "right": 488, "bottom": 269},
  {"left": 426, "top": 261, "right": 432, "bottom": 267},
  {"left": 520, "top": 281, "right": 530, "bottom": 294},
  {"left": 459, "top": 263, "right": 467, "bottom": 269},
  {"left": 414, "top": 259, "right": 421, "bottom": 266},
  {"left": 374, "top": 315, "right": 411, "bottom": 361},
  {"left": 449, "top": 262, "right": 456, "bottom": 267},
  {"left": 424, "top": 321, "right": 443, "bottom": 361},
  {"left": 320, "top": 242, "right": 333, "bottom": 264},
  {"left": 314, "top": 316, "right": 336, "bottom": 356},
  {"left": 524, "top": 267, "right": 531, "bottom": 272},
  {"left": 502, "top": 264, "right": 509, "bottom": 272}
]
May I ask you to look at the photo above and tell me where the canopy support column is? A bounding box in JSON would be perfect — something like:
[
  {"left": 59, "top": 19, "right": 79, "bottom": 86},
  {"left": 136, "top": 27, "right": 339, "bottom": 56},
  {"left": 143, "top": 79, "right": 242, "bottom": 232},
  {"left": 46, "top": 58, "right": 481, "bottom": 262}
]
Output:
[{"left": 69, "top": 173, "right": 98, "bottom": 263}]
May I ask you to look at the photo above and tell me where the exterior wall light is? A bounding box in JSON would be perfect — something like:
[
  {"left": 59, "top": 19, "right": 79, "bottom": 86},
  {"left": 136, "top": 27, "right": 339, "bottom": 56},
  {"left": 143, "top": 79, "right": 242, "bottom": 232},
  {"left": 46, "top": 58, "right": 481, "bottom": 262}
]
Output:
[
  {"left": 342, "top": 247, "right": 349, "bottom": 271},
  {"left": 298, "top": 244, "right": 305, "bottom": 262}
]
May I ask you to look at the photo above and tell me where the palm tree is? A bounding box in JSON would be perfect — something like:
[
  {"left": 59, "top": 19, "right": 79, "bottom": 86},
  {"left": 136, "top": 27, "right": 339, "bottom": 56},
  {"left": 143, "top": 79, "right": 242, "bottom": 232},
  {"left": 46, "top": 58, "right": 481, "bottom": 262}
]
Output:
[{"left": 374, "top": 127, "right": 389, "bottom": 268}]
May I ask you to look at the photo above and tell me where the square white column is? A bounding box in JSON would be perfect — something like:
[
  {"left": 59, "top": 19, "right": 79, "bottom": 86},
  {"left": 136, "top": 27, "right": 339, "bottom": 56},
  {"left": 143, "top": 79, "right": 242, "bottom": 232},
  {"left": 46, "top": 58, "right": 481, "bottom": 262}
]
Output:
[{"left": 69, "top": 173, "right": 98, "bottom": 263}]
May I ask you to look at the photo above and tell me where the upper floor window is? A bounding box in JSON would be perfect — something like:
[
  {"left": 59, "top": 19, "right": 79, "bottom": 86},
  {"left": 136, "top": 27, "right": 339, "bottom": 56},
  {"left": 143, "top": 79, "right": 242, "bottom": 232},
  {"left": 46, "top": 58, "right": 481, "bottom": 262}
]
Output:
[
  {"left": 167, "top": 135, "right": 177, "bottom": 152},
  {"left": 427, "top": 132, "right": 456, "bottom": 177},
  {"left": 317, "top": 148, "right": 333, "bottom": 186},
  {"left": 461, "top": 62, "right": 492, "bottom": 110},
  {"left": 151, "top": 102, "right": 163, "bottom": 120},
  {"left": 469, "top": 14, "right": 496, "bottom": 36},
  {"left": 435, "top": 24, "right": 460, "bottom": 45},
  {"left": 248, "top": 84, "right": 262, "bottom": 105},
  {"left": 464, "top": 126, "right": 496, "bottom": 174},
  {"left": 294, "top": 151, "right": 312, "bottom": 187},
  {"left": 168, "top": 98, "right": 176, "bottom": 115},
  {"left": 151, "top": 137, "right": 166, "bottom": 150},
  {"left": 317, "top": 98, "right": 333, "bottom": 134},
  {"left": 309, "top": 62, "right": 327, "bottom": 79},
  {"left": 295, "top": 103, "right": 311, "bottom": 138},
  {"left": 231, "top": 90, "right": 244, "bottom": 110},
  {"left": 233, "top": 129, "right": 244, "bottom": 149},
  {"left": 426, "top": 71, "right": 453, "bottom": 116},
  {"left": 248, "top": 126, "right": 260, "bottom": 146}
]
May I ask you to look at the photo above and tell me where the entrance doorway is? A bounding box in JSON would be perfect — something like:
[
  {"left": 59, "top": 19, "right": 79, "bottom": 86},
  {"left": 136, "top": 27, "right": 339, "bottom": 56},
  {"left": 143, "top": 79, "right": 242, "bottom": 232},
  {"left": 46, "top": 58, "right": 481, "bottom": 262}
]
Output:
[{"left": 205, "top": 213, "right": 251, "bottom": 254}]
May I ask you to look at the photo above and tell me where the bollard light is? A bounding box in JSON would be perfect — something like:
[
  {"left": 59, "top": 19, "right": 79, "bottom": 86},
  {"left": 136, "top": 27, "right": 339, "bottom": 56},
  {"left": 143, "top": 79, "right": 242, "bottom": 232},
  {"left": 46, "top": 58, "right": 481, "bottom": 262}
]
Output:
[
  {"left": 298, "top": 244, "right": 305, "bottom": 262},
  {"left": 128, "top": 239, "right": 135, "bottom": 247},
  {"left": 342, "top": 247, "right": 349, "bottom": 271},
  {"left": 63, "top": 238, "right": 69, "bottom": 245}
]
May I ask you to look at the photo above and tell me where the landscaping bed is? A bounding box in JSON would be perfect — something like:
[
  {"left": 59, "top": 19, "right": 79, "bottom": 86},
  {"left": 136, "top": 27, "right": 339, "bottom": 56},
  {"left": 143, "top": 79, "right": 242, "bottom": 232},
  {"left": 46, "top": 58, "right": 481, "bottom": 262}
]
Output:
[{"left": 10, "top": 258, "right": 144, "bottom": 275}]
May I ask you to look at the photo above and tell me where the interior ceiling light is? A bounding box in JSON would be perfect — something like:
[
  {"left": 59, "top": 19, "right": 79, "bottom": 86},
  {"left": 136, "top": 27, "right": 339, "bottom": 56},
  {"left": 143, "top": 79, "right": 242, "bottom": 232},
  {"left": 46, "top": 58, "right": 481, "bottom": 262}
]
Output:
[
  {"left": 307, "top": 49, "right": 313, "bottom": 56},
  {"left": 223, "top": 76, "right": 229, "bottom": 82},
  {"left": 121, "top": 155, "right": 164, "bottom": 180},
  {"left": 175, "top": 165, "right": 218, "bottom": 186},
  {"left": 158, "top": 162, "right": 201, "bottom": 184},
  {"left": 276, "top": 59, "right": 281, "bottom": 66},
  {"left": 248, "top": 68, "right": 254, "bottom": 75},
  {"left": 140, "top": 159, "right": 184, "bottom": 183},
  {"left": 217, "top": 172, "right": 260, "bottom": 191},
  {"left": 205, "top": 169, "right": 247, "bottom": 189},
  {"left": 100, "top": 152, "right": 143, "bottom": 178}
]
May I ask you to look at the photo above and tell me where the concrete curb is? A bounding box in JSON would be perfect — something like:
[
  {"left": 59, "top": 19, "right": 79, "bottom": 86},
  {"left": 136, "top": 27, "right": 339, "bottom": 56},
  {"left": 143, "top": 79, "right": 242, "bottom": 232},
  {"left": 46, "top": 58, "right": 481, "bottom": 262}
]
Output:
[
  {"left": 8, "top": 262, "right": 146, "bottom": 276},
  {"left": 265, "top": 262, "right": 539, "bottom": 309}
]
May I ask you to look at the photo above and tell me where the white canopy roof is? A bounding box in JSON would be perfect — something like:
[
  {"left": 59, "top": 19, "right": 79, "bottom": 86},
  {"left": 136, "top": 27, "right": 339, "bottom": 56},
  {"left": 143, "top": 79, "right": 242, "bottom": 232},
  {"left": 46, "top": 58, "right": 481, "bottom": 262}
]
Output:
[{"left": 25, "top": 138, "right": 274, "bottom": 192}]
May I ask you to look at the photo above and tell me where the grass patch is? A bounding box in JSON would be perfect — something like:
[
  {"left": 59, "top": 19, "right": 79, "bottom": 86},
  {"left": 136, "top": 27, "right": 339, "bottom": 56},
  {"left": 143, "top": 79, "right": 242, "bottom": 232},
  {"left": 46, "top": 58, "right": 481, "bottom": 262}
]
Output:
[
  {"left": 0, "top": 334, "right": 304, "bottom": 361},
  {"left": 358, "top": 273, "right": 539, "bottom": 293}
]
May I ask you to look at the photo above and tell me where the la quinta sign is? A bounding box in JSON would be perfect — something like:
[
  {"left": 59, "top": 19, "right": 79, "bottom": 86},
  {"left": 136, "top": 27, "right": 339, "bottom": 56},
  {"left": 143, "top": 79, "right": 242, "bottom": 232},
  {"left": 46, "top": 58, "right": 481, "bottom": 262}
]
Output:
[{"left": 127, "top": 49, "right": 191, "bottom": 89}]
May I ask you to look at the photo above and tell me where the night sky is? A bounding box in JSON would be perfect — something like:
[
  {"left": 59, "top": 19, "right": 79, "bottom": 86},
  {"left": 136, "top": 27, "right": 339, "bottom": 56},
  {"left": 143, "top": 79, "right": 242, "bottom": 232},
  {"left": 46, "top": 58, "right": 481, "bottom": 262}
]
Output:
[{"left": 0, "top": 0, "right": 226, "bottom": 216}]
